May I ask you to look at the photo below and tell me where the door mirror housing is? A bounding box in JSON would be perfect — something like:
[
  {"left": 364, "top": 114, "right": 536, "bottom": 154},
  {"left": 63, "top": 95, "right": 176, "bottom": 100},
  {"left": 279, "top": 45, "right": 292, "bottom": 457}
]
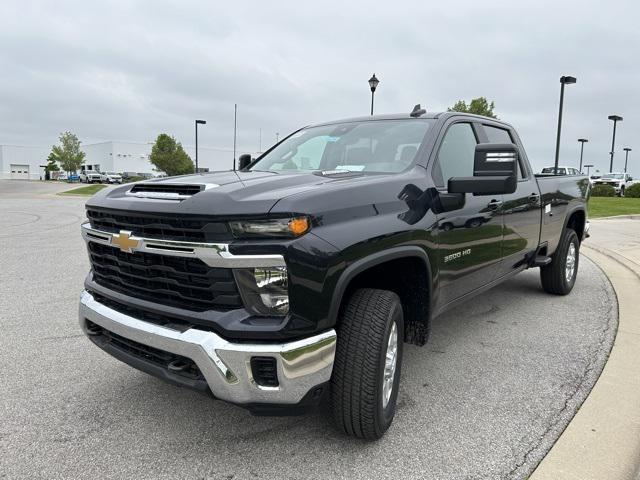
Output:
[
  {"left": 448, "top": 143, "right": 518, "bottom": 195},
  {"left": 238, "top": 153, "right": 252, "bottom": 171}
]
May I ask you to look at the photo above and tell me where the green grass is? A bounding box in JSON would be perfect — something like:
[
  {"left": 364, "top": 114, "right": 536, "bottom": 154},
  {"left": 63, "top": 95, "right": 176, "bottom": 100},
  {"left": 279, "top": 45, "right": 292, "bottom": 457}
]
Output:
[
  {"left": 588, "top": 197, "right": 640, "bottom": 218},
  {"left": 58, "top": 184, "right": 107, "bottom": 196}
]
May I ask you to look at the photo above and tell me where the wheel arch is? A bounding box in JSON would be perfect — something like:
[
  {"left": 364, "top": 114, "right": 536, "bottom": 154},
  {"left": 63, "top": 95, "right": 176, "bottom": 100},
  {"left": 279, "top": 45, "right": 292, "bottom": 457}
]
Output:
[
  {"left": 564, "top": 207, "right": 587, "bottom": 242},
  {"left": 329, "top": 246, "right": 433, "bottom": 346}
]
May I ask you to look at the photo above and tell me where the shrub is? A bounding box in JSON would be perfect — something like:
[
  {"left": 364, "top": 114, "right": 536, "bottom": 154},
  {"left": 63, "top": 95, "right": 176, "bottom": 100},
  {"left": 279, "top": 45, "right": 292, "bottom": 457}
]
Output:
[
  {"left": 624, "top": 183, "right": 640, "bottom": 198},
  {"left": 590, "top": 184, "right": 615, "bottom": 197}
]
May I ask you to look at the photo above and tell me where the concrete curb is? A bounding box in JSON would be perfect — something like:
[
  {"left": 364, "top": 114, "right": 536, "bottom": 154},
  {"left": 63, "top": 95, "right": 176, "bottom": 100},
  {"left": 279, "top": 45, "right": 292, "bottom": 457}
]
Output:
[
  {"left": 530, "top": 244, "right": 640, "bottom": 480},
  {"left": 591, "top": 214, "right": 640, "bottom": 220}
]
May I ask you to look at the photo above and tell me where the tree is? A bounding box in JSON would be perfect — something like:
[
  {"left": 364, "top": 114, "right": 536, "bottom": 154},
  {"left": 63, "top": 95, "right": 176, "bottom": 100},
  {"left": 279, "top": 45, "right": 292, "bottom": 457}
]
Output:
[
  {"left": 44, "top": 153, "right": 60, "bottom": 173},
  {"left": 448, "top": 97, "right": 498, "bottom": 119},
  {"left": 43, "top": 153, "right": 60, "bottom": 180},
  {"left": 49, "top": 131, "right": 86, "bottom": 172},
  {"left": 149, "top": 134, "right": 195, "bottom": 176}
]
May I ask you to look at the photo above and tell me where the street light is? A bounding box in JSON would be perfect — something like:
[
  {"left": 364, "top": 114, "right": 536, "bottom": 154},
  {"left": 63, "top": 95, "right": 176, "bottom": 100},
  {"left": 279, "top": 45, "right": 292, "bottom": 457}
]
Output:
[
  {"left": 584, "top": 164, "right": 594, "bottom": 177},
  {"left": 368, "top": 73, "right": 380, "bottom": 116},
  {"left": 553, "top": 75, "right": 577, "bottom": 171},
  {"left": 608, "top": 115, "right": 623, "bottom": 172},
  {"left": 623, "top": 147, "right": 632, "bottom": 173},
  {"left": 577, "top": 138, "right": 588, "bottom": 172},
  {"left": 195, "top": 119, "right": 206, "bottom": 172}
]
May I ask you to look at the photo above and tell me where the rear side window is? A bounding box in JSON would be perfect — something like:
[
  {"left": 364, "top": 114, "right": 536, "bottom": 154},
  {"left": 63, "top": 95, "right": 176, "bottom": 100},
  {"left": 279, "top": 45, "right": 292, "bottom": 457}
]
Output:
[
  {"left": 483, "top": 125, "right": 526, "bottom": 179},
  {"left": 433, "top": 123, "right": 477, "bottom": 188}
]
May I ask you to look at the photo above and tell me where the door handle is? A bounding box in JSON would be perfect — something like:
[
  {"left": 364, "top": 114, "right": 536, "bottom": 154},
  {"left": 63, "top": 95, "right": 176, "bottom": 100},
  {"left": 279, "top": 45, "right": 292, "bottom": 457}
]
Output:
[{"left": 487, "top": 199, "right": 503, "bottom": 210}]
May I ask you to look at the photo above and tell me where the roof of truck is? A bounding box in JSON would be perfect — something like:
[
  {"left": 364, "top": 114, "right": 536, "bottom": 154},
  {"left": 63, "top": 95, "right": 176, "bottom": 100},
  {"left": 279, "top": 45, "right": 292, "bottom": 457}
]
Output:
[{"left": 311, "top": 111, "right": 513, "bottom": 129}]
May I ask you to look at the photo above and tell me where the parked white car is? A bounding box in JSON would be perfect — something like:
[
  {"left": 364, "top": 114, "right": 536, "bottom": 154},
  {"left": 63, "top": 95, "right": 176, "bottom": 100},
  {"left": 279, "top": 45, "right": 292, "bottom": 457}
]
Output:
[
  {"left": 540, "top": 166, "right": 582, "bottom": 175},
  {"left": 100, "top": 171, "right": 123, "bottom": 184},
  {"left": 79, "top": 169, "right": 102, "bottom": 183},
  {"left": 592, "top": 172, "right": 636, "bottom": 196}
]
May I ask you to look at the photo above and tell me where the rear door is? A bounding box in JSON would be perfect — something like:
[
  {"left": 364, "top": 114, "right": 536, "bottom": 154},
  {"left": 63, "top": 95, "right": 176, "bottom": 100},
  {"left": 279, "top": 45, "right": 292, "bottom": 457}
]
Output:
[
  {"left": 479, "top": 124, "right": 542, "bottom": 278},
  {"left": 431, "top": 120, "right": 504, "bottom": 306}
]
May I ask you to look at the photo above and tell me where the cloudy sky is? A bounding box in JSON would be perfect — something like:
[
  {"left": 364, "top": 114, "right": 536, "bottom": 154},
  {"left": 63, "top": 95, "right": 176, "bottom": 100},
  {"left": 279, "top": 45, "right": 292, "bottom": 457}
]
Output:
[{"left": 1, "top": 0, "right": 638, "bottom": 175}]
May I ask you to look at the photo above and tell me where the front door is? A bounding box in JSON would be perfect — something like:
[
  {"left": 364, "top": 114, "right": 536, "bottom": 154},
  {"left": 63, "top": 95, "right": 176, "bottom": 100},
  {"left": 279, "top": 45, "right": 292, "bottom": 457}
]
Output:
[{"left": 432, "top": 121, "right": 504, "bottom": 306}]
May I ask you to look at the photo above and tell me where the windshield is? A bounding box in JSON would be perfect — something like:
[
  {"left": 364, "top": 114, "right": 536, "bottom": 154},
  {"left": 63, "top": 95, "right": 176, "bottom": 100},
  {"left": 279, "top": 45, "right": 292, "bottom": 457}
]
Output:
[
  {"left": 250, "top": 119, "right": 433, "bottom": 174},
  {"left": 604, "top": 173, "right": 624, "bottom": 179}
]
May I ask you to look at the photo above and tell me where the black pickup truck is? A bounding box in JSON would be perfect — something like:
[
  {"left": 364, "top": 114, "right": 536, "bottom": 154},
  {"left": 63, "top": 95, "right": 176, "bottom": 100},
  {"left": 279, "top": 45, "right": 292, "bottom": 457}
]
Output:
[{"left": 79, "top": 109, "right": 589, "bottom": 439}]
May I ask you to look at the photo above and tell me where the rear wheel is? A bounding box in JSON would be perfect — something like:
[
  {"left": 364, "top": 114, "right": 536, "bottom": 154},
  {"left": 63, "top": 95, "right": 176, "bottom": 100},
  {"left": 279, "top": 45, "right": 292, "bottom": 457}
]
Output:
[
  {"left": 331, "top": 288, "right": 404, "bottom": 439},
  {"left": 540, "top": 228, "right": 580, "bottom": 295}
]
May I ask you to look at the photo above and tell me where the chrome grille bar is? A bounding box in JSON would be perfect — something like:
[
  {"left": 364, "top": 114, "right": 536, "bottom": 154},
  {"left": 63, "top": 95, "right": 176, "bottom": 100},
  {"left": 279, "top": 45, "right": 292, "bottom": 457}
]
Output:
[{"left": 81, "top": 222, "right": 285, "bottom": 268}]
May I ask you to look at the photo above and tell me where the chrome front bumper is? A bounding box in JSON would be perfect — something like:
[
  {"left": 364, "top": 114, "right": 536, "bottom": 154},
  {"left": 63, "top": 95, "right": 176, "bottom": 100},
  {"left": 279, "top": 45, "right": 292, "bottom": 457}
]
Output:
[{"left": 79, "top": 290, "right": 336, "bottom": 405}]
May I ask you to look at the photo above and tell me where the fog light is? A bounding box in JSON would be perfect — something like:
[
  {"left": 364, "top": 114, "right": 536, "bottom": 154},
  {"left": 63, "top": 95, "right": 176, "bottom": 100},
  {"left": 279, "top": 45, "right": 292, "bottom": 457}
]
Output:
[{"left": 234, "top": 267, "right": 289, "bottom": 316}]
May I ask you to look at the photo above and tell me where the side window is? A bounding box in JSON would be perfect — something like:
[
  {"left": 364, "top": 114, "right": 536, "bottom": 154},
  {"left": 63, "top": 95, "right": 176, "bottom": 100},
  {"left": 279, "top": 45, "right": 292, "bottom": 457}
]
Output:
[
  {"left": 434, "top": 123, "right": 477, "bottom": 188},
  {"left": 484, "top": 125, "right": 513, "bottom": 144},
  {"left": 483, "top": 125, "right": 526, "bottom": 179}
]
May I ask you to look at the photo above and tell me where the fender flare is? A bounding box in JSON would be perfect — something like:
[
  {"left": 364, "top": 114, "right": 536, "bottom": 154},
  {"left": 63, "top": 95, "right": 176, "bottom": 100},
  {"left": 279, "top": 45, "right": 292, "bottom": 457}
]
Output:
[
  {"left": 562, "top": 206, "right": 587, "bottom": 239},
  {"left": 328, "top": 245, "right": 433, "bottom": 325}
]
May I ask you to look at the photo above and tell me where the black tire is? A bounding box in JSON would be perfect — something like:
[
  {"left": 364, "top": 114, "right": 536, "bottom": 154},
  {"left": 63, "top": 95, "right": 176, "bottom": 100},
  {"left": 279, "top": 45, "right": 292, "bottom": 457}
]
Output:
[
  {"left": 540, "top": 228, "right": 580, "bottom": 295},
  {"left": 330, "top": 288, "right": 404, "bottom": 440},
  {"left": 466, "top": 218, "right": 483, "bottom": 228}
]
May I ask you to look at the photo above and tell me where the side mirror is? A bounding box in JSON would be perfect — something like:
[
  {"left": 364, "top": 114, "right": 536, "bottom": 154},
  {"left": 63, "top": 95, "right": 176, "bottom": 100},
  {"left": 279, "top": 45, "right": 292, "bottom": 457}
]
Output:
[
  {"left": 238, "top": 153, "right": 252, "bottom": 170},
  {"left": 448, "top": 143, "right": 518, "bottom": 195}
]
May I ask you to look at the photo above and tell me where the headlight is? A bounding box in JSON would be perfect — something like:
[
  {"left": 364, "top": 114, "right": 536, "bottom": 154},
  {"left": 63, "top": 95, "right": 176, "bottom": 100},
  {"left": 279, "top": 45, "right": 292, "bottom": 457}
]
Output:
[
  {"left": 234, "top": 266, "right": 289, "bottom": 316},
  {"left": 229, "top": 217, "right": 310, "bottom": 238}
]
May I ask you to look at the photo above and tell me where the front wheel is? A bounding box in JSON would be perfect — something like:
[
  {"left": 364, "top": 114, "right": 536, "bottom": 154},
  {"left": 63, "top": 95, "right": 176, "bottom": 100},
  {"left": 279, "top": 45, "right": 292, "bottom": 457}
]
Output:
[
  {"left": 540, "top": 228, "right": 580, "bottom": 295},
  {"left": 331, "top": 288, "right": 404, "bottom": 439}
]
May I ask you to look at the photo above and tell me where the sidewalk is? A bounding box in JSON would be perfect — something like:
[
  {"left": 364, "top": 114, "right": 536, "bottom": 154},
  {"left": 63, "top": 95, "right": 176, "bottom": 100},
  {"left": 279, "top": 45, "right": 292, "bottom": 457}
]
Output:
[{"left": 531, "top": 217, "right": 640, "bottom": 480}]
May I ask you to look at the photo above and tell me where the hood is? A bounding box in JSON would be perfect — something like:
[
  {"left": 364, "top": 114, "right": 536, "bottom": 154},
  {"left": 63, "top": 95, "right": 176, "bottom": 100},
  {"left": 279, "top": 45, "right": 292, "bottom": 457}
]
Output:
[{"left": 86, "top": 169, "right": 379, "bottom": 216}]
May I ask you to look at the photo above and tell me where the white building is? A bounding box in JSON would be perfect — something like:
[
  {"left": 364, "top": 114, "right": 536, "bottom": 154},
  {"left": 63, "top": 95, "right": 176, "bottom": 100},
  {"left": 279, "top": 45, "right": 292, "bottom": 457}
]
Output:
[
  {"left": 0, "top": 141, "right": 236, "bottom": 180},
  {"left": 0, "top": 144, "right": 51, "bottom": 180}
]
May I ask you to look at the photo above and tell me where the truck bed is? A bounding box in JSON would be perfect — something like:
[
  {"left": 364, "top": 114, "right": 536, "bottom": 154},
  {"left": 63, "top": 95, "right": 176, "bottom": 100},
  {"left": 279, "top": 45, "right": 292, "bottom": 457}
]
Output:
[{"left": 535, "top": 174, "right": 589, "bottom": 255}]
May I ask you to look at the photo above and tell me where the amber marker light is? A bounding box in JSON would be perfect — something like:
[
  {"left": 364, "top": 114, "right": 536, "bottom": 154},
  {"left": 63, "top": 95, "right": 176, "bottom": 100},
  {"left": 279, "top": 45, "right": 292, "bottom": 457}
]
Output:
[{"left": 288, "top": 217, "right": 310, "bottom": 236}]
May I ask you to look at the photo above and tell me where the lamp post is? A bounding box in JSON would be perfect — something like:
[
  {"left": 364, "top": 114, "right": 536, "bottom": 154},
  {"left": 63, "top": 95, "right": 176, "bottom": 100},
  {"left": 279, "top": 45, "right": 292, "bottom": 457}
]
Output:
[
  {"left": 623, "top": 147, "right": 632, "bottom": 173},
  {"left": 553, "top": 75, "right": 577, "bottom": 171},
  {"left": 584, "top": 164, "right": 594, "bottom": 177},
  {"left": 368, "top": 73, "right": 380, "bottom": 116},
  {"left": 577, "top": 138, "right": 588, "bottom": 172},
  {"left": 233, "top": 104, "right": 237, "bottom": 170},
  {"left": 608, "top": 115, "right": 623, "bottom": 172},
  {"left": 195, "top": 119, "right": 206, "bottom": 172}
]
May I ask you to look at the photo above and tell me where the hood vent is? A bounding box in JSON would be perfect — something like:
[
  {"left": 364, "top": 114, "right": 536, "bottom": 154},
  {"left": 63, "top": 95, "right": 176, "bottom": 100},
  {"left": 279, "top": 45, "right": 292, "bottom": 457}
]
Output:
[{"left": 126, "top": 183, "right": 217, "bottom": 200}]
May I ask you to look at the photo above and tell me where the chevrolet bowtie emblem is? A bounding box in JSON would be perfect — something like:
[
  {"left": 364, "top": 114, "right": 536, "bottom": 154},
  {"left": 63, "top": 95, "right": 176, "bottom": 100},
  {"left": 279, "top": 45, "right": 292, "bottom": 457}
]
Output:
[{"left": 111, "top": 230, "right": 140, "bottom": 253}]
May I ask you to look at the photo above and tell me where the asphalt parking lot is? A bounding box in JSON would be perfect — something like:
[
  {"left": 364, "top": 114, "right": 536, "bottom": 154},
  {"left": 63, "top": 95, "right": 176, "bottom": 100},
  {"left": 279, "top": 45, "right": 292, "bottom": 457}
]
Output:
[{"left": 0, "top": 180, "right": 617, "bottom": 480}]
